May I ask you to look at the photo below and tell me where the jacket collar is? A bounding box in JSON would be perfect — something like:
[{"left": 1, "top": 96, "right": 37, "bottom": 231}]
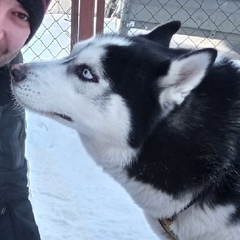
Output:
[
  {"left": 0, "top": 65, "right": 9, "bottom": 73},
  {"left": 0, "top": 52, "right": 22, "bottom": 73}
]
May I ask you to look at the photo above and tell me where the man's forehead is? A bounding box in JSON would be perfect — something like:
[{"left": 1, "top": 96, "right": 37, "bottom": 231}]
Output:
[
  {"left": 16, "top": 2, "right": 26, "bottom": 11},
  {"left": 2, "top": 0, "right": 23, "bottom": 9},
  {"left": 1, "top": 0, "right": 27, "bottom": 15}
]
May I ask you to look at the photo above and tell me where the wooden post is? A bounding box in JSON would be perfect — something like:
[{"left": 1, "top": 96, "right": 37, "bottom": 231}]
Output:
[
  {"left": 71, "top": 0, "right": 80, "bottom": 49},
  {"left": 79, "top": 0, "right": 95, "bottom": 40},
  {"left": 71, "top": 0, "right": 105, "bottom": 45},
  {"left": 96, "top": 0, "right": 105, "bottom": 34}
]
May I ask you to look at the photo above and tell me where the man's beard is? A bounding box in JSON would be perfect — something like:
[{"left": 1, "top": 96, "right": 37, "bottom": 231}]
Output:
[{"left": 0, "top": 49, "right": 19, "bottom": 67}]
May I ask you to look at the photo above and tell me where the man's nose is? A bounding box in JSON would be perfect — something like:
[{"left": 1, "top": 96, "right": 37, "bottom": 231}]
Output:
[{"left": 11, "top": 64, "right": 27, "bottom": 82}]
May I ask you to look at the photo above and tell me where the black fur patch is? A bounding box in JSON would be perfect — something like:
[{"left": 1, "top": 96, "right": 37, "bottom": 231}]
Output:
[{"left": 103, "top": 37, "right": 240, "bottom": 223}]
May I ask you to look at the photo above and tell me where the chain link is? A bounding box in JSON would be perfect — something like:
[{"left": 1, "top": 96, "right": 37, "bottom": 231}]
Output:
[{"left": 22, "top": 0, "right": 240, "bottom": 61}]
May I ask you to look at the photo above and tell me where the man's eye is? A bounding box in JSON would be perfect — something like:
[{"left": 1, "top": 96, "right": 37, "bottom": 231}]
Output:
[{"left": 14, "top": 12, "right": 29, "bottom": 22}]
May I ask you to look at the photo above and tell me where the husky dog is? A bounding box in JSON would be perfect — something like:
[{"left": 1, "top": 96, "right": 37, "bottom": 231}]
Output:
[{"left": 11, "top": 21, "right": 240, "bottom": 240}]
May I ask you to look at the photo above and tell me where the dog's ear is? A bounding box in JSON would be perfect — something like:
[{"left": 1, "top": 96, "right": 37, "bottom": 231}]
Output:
[
  {"left": 142, "top": 21, "right": 181, "bottom": 47},
  {"left": 159, "top": 48, "right": 217, "bottom": 115}
]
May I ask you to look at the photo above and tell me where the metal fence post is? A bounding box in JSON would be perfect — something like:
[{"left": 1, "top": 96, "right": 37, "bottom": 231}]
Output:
[{"left": 119, "top": 0, "right": 131, "bottom": 35}]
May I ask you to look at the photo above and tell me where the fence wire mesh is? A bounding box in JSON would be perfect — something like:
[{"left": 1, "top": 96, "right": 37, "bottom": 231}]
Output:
[
  {"left": 23, "top": 0, "right": 240, "bottom": 62},
  {"left": 105, "top": 0, "right": 240, "bottom": 59},
  {"left": 22, "top": 0, "right": 71, "bottom": 62}
]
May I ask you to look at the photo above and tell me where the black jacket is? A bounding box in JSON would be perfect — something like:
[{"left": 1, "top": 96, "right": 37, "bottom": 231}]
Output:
[
  {"left": 0, "top": 53, "right": 26, "bottom": 171},
  {"left": 0, "top": 53, "right": 41, "bottom": 240}
]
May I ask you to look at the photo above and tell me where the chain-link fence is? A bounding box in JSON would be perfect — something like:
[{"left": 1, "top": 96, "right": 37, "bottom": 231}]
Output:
[
  {"left": 105, "top": 0, "right": 240, "bottom": 59},
  {"left": 22, "top": 0, "right": 71, "bottom": 62},
  {"left": 22, "top": 0, "right": 240, "bottom": 62}
]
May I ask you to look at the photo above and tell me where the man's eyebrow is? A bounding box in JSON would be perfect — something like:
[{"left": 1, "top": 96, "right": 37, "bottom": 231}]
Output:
[{"left": 16, "top": 3, "right": 29, "bottom": 14}]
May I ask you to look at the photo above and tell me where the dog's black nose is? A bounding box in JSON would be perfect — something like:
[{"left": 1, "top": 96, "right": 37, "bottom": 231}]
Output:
[{"left": 11, "top": 64, "right": 27, "bottom": 82}]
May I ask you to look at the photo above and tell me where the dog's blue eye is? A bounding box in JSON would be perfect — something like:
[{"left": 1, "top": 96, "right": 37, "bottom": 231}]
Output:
[
  {"left": 75, "top": 65, "right": 98, "bottom": 82},
  {"left": 82, "top": 68, "right": 93, "bottom": 80}
]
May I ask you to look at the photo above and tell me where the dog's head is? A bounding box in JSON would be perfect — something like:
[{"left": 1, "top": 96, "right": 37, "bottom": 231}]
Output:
[{"left": 11, "top": 21, "right": 217, "bottom": 148}]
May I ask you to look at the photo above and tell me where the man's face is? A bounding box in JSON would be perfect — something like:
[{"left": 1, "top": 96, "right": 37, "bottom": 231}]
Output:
[{"left": 0, "top": 0, "right": 30, "bottom": 67}]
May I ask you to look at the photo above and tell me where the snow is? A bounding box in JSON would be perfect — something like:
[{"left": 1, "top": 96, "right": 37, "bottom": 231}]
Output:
[{"left": 22, "top": 14, "right": 159, "bottom": 240}]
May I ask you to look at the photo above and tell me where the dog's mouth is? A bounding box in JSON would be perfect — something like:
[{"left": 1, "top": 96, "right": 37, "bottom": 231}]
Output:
[
  {"left": 29, "top": 108, "right": 73, "bottom": 123},
  {"left": 53, "top": 112, "right": 73, "bottom": 122},
  {"left": 12, "top": 96, "right": 73, "bottom": 122}
]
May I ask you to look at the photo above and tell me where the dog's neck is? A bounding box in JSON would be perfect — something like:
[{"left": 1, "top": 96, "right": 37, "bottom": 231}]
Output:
[{"left": 79, "top": 132, "right": 138, "bottom": 169}]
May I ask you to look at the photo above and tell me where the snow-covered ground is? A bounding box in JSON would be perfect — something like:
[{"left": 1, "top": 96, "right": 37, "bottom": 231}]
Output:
[
  {"left": 26, "top": 112, "right": 158, "bottom": 240},
  {"left": 22, "top": 14, "right": 159, "bottom": 240}
]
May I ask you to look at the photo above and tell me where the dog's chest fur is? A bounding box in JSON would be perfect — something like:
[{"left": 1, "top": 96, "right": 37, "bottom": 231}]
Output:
[
  {"left": 81, "top": 133, "right": 240, "bottom": 240},
  {"left": 80, "top": 134, "right": 190, "bottom": 214}
]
